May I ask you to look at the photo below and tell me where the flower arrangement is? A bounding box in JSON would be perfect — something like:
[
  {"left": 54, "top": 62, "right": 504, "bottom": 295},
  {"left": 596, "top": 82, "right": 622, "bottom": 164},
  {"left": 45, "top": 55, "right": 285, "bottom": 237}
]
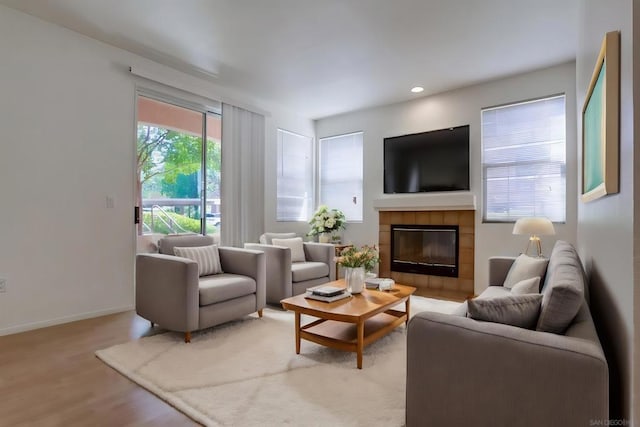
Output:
[
  {"left": 335, "top": 245, "right": 379, "bottom": 272},
  {"left": 308, "top": 205, "right": 346, "bottom": 236}
]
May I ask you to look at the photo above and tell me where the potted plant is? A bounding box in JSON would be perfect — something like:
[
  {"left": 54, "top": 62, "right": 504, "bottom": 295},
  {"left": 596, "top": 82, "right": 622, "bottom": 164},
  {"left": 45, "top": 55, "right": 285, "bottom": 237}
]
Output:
[
  {"left": 335, "top": 245, "right": 379, "bottom": 293},
  {"left": 308, "top": 205, "right": 346, "bottom": 243}
]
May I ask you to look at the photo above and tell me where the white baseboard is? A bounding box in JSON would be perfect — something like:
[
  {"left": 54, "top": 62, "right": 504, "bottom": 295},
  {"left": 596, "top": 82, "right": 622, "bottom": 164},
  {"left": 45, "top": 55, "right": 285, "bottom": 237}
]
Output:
[{"left": 0, "top": 305, "right": 135, "bottom": 337}]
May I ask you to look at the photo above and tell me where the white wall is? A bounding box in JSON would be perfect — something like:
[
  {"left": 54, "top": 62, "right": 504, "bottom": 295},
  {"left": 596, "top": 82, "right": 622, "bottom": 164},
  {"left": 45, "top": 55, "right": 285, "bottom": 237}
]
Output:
[
  {"left": 314, "top": 63, "right": 577, "bottom": 294},
  {"left": 576, "top": 0, "right": 635, "bottom": 422},
  {"left": 0, "top": 5, "right": 313, "bottom": 335}
]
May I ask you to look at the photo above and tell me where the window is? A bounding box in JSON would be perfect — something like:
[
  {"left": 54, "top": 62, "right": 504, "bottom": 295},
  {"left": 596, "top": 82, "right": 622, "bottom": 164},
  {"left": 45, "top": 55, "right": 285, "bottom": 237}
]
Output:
[
  {"left": 482, "top": 95, "right": 566, "bottom": 222},
  {"left": 276, "top": 129, "right": 313, "bottom": 221},
  {"left": 136, "top": 94, "right": 221, "bottom": 237},
  {"left": 319, "top": 132, "right": 363, "bottom": 221}
]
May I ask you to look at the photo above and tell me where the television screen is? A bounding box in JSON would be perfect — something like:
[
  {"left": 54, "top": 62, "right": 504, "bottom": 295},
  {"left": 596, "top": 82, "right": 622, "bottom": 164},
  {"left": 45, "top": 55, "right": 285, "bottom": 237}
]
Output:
[{"left": 384, "top": 125, "right": 470, "bottom": 193}]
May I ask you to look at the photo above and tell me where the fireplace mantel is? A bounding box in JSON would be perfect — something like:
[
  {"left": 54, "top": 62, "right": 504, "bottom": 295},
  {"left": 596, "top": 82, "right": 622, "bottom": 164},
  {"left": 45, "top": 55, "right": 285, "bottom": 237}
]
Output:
[{"left": 373, "top": 192, "right": 476, "bottom": 211}]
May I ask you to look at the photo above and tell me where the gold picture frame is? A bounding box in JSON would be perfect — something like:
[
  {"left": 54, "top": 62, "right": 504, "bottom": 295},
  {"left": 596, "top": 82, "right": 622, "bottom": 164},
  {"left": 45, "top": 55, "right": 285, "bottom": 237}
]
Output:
[{"left": 581, "top": 31, "right": 620, "bottom": 202}]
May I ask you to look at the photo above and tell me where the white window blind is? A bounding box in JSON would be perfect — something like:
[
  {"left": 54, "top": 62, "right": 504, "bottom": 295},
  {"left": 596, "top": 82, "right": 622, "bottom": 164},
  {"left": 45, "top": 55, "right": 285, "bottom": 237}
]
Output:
[
  {"left": 319, "top": 132, "right": 363, "bottom": 221},
  {"left": 276, "top": 129, "right": 313, "bottom": 221},
  {"left": 482, "top": 95, "right": 566, "bottom": 222}
]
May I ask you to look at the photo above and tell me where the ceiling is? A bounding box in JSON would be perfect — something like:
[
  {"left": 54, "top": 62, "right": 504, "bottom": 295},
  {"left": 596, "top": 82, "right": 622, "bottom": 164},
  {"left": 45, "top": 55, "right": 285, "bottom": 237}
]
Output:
[{"left": 0, "top": 0, "right": 579, "bottom": 119}]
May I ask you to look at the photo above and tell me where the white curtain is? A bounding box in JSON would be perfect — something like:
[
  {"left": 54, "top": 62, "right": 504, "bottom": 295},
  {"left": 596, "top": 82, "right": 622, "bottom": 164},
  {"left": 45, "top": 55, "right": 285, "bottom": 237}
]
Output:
[{"left": 221, "top": 104, "right": 265, "bottom": 247}]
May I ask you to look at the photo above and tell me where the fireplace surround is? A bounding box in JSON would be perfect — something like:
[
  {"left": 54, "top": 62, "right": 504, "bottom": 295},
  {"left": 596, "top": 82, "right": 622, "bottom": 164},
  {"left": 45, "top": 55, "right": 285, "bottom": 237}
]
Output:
[{"left": 379, "top": 210, "right": 474, "bottom": 301}]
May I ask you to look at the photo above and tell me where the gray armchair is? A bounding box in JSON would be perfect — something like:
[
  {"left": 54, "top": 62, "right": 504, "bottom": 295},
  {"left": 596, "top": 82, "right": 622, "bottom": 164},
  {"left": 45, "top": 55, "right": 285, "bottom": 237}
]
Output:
[
  {"left": 245, "top": 233, "right": 335, "bottom": 305},
  {"left": 136, "top": 234, "right": 266, "bottom": 342}
]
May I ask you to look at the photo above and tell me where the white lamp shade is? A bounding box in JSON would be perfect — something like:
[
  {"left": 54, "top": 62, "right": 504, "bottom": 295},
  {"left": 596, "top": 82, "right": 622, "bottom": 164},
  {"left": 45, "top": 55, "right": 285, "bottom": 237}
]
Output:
[{"left": 512, "top": 217, "right": 555, "bottom": 236}]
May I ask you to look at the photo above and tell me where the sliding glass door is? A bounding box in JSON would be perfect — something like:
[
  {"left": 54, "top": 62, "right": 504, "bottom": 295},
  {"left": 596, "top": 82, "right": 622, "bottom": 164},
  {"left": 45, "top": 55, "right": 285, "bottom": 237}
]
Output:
[{"left": 135, "top": 94, "right": 221, "bottom": 249}]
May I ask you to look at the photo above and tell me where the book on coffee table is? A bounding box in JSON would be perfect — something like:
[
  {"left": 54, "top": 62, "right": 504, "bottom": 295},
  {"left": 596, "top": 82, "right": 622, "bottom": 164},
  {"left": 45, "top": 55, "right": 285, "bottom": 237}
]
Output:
[
  {"left": 304, "top": 290, "right": 352, "bottom": 302},
  {"left": 308, "top": 286, "right": 345, "bottom": 297}
]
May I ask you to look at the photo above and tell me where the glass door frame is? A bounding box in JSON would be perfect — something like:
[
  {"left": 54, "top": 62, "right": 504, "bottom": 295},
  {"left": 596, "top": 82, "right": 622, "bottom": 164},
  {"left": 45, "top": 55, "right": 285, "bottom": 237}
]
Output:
[{"left": 135, "top": 88, "right": 221, "bottom": 237}]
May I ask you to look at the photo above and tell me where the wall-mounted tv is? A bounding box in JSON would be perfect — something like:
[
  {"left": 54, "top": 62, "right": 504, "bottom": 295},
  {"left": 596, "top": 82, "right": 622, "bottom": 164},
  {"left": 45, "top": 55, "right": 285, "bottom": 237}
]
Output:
[{"left": 384, "top": 125, "right": 470, "bottom": 194}]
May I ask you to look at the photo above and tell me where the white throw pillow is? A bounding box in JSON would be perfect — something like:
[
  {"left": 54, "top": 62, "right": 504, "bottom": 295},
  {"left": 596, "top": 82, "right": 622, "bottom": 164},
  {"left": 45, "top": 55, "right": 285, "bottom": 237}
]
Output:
[
  {"left": 173, "top": 245, "right": 223, "bottom": 276},
  {"left": 510, "top": 276, "right": 541, "bottom": 295},
  {"left": 272, "top": 237, "right": 306, "bottom": 263},
  {"left": 260, "top": 232, "right": 297, "bottom": 245},
  {"left": 503, "top": 254, "right": 549, "bottom": 289}
]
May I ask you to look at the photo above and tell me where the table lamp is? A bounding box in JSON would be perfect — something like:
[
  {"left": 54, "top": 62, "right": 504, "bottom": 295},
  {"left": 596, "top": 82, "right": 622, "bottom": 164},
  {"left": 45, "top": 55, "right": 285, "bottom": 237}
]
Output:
[{"left": 513, "top": 217, "right": 555, "bottom": 257}]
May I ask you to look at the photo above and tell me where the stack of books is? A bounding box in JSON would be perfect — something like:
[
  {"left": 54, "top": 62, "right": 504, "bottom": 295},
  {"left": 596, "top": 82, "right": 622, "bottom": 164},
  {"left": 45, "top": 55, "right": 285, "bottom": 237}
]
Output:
[
  {"left": 305, "top": 286, "right": 351, "bottom": 302},
  {"left": 365, "top": 277, "right": 395, "bottom": 291}
]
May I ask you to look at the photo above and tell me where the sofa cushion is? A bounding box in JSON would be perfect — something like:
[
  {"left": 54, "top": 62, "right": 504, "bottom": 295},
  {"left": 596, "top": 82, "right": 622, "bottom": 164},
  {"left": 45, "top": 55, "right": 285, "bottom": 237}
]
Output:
[
  {"left": 536, "top": 241, "right": 586, "bottom": 334},
  {"left": 198, "top": 273, "right": 256, "bottom": 306},
  {"left": 503, "top": 254, "right": 548, "bottom": 289},
  {"left": 537, "top": 283, "right": 583, "bottom": 334},
  {"left": 158, "top": 234, "right": 214, "bottom": 255},
  {"left": 272, "top": 237, "right": 306, "bottom": 262},
  {"left": 174, "top": 245, "right": 223, "bottom": 276},
  {"left": 260, "top": 232, "right": 297, "bottom": 245},
  {"left": 468, "top": 294, "right": 543, "bottom": 329},
  {"left": 510, "top": 276, "right": 541, "bottom": 295},
  {"left": 291, "top": 262, "right": 329, "bottom": 282}
]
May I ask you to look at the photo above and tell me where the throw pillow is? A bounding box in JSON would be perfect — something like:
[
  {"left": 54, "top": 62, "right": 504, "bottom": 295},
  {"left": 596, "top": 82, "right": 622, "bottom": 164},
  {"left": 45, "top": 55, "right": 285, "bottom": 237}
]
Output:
[
  {"left": 510, "top": 276, "right": 541, "bottom": 295},
  {"left": 173, "top": 245, "right": 223, "bottom": 276},
  {"left": 467, "top": 294, "right": 543, "bottom": 329},
  {"left": 272, "top": 237, "right": 306, "bottom": 263},
  {"left": 536, "top": 283, "right": 583, "bottom": 334},
  {"left": 503, "top": 254, "right": 549, "bottom": 289},
  {"left": 260, "top": 232, "right": 297, "bottom": 245}
]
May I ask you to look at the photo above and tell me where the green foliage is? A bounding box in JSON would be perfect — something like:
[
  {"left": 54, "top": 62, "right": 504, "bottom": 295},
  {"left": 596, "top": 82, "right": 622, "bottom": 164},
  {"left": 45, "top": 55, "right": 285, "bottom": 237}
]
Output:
[
  {"left": 143, "top": 211, "right": 218, "bottom": 235},
  {"left": 161, "top": 171, "right": 199, "bottom": 198},
  {"left": 137, "top": 124, "right": 222, "bottom": 199}
]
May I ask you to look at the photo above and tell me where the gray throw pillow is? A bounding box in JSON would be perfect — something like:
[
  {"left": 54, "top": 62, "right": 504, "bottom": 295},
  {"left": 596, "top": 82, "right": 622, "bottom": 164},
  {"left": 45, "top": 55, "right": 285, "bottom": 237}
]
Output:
[
  {"left": 503, "top": 254, "right": 549, "bottom": 289},
  {"left": 467, "top": 294, "right": 543, "bottom": 329},
  {"left": 536, "top": 284, "right": 583, "bottom": 334},
  {"left": 510, "top": 276, "right": 541, "bottom": 295}
]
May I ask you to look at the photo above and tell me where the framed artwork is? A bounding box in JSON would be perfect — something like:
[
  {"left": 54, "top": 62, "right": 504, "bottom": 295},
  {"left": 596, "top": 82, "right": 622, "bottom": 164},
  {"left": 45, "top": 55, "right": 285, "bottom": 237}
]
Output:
[{"left": 581, "top": 31, "right": 620, "bottom": 202}]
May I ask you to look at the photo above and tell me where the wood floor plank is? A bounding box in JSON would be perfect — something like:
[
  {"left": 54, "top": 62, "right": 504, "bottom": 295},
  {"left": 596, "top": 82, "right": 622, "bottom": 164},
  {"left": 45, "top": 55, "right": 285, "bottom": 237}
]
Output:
[{"left": 0, "top": 311, "right": 198, "bottom": 426}]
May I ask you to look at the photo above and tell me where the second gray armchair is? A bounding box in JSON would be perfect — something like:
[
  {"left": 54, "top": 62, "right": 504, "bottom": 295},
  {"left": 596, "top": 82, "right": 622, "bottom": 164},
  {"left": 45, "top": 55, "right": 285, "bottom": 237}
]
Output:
[{"left": 245, "top": 233, "right": 335, "bottom": 304}]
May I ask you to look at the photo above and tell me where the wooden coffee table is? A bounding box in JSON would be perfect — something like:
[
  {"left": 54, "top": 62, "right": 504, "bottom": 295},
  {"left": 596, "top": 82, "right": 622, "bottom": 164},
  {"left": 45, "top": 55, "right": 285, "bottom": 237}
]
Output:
[{"left": 280, "top": 280, "right": 416, "bottom": 369}]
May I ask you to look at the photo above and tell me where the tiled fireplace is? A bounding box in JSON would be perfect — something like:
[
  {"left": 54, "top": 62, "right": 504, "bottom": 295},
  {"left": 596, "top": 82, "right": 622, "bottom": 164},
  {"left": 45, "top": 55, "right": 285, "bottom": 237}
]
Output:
[{"left": 379, "top": 210, "right": 474, "bottom": 301}]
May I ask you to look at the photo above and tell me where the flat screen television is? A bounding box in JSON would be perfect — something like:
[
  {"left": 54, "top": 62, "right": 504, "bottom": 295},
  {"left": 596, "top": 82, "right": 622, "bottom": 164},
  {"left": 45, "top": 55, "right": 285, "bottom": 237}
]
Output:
[{"left": 384, "top": 125, "right": 470, "bottom": 193}]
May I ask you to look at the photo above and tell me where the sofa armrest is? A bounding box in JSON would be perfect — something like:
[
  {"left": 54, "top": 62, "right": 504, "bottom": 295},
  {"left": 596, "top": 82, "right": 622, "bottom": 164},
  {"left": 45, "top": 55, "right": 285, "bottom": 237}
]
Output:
[
  {"left": 135, "top": 254, "right": 200, "bottom": 332},
  {"left": 488, "top": 256, "right": 516, "bottom": 286},
  {"left": 244, "top": 243, "right": 292, "bottom": 303},
  {"left": 303, "top": 242, "right": 336, "bottom": 281},
  {"left": 219, "top": 247, "right": 266, "bottom": 310},
  {"left": 406, "top": 311, "right": 608, "bottom": 427}
]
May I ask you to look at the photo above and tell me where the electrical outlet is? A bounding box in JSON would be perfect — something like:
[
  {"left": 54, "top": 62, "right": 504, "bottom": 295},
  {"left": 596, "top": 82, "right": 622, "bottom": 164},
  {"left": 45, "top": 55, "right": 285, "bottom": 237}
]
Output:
[
  {"left": 106, "top": 196, "right": 115, "bottom": 209},
  {"left": 0, "top": 278, "right": 6, "bottom": 293}
]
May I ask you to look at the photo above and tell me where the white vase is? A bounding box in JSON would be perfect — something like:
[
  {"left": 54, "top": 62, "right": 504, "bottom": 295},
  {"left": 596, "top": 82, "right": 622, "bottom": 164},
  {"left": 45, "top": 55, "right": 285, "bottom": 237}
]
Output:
[
  {"left": 318, "top": 233, "right": 331, "bottom": 243},
  {"left": 345, "top": 267, "right": 366, "bottom": 294}
]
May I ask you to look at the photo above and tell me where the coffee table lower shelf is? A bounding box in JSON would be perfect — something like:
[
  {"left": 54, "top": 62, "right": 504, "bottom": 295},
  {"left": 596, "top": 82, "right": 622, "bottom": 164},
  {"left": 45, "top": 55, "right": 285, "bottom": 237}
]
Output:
[{"left": 299, "top": 309, "right": 407, "bottom": 368}]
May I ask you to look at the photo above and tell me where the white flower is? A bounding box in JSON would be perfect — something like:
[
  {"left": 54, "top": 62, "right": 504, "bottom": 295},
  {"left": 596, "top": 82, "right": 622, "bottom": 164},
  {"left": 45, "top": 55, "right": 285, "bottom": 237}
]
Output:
[{"left": 325, "top": 218, "right": 336, "bottom": 228}]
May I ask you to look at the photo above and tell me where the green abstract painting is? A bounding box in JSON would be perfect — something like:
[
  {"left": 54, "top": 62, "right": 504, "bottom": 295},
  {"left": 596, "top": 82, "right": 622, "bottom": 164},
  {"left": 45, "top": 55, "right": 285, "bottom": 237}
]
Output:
[{"left": 583, "top": 62, "right": 605, "bottom": 194}]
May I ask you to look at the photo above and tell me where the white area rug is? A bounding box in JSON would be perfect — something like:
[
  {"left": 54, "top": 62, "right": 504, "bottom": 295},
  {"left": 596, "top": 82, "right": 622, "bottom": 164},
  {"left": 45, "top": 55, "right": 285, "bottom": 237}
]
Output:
[{"left": 96, "top": 296, "right": 459, "bottom": 427}]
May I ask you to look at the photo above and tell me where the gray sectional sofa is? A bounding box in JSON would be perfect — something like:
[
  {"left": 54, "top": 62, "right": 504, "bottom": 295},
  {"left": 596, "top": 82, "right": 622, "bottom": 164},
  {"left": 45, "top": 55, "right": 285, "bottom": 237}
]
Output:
[{"left": 406, "top": 240, "right": 608, "bottom": 426}]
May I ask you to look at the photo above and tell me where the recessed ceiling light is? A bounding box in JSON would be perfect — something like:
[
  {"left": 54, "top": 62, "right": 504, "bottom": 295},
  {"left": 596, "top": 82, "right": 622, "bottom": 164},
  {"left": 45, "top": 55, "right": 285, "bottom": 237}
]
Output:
[{"left": 411, "top": 86, "right": 424, "bottom": 93}]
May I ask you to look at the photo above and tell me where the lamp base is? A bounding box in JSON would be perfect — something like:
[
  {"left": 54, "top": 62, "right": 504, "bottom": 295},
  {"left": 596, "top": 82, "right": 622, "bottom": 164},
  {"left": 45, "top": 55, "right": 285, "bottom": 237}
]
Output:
[{"left": 523, "top": 236, "right": 544, "bottom": 257}]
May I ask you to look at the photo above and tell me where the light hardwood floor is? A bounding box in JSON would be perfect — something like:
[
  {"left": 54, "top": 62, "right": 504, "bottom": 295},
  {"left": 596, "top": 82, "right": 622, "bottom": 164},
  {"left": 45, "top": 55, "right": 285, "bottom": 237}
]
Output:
[{"left": 0, "top": 312, "right": 198, "bottom": 426}]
